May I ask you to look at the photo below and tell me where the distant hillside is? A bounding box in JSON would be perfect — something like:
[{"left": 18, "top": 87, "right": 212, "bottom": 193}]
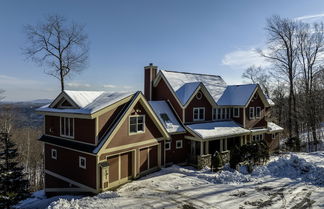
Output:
[{"left": 0, "top": 101, "right": 49, "bottom": 128}]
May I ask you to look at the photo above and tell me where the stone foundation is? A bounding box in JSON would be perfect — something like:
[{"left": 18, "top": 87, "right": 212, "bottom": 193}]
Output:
[{"left": 197, "top": 154, "right": 211, "bottom": 169}]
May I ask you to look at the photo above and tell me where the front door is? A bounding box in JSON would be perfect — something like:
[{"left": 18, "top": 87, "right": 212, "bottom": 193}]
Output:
[{"left": 101, "top": 166, "right": 109, "bottom": 189}]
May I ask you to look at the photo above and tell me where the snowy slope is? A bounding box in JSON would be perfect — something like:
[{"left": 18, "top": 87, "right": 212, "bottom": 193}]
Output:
[{"left": 16, "top": 152, "right": 324, "bottom": 209}]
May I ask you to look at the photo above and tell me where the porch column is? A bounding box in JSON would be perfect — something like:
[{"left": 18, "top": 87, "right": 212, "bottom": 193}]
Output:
[
  {"left": 240, "top": 136, "right": 243, "bottom": 146},
  {"left": 205, "top": 141, "right": 209, "bottom": 154},
  {"left": 220, "top": 139, "right": 223, "bottom": 152},
  {"left": 224, "top": 138, "right": 228, "bottom": 151},
  {"left": 200, "top": 141, "right": 204, "bottom": 155}
]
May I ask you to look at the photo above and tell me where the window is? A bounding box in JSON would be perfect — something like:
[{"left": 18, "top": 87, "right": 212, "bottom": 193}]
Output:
[
  {"left": 272, "top": 133, "right": 276, "bottom": 139},
  {"left": 233, "top": 108, "right": 240, "bottom": 118},
  {"left": 60, "top": 117, "right": 74, "bottom": 138},
  {"left": 165, "top": 141, "right": 171, "bottom": 151},
  {"left": 222, "top": 108, "right": 226, "bottom": 119},
  {"left": 193, "top": 107, "right": 205, "bottom": 121},
  {"left": 226, "top": 108, "right": 231, "bottom": 119},
  {"left": 249, "top": 107, "right": 255, "bottom": 119},
  {"left": 252, "top": 134, "right": 263, "bottom": 142},
  {"left": 256, "top": 107, "right": 261, "bottom": 118},
  {"left": 176, "top": 140, "right": 183, "bottom": 149},
  {"left": 129, "top": 115, "right": 145, "bottom": 134},
  {"left": 79, "top": 156, "right": 86, "bottom": 169},
  {"left": 212, "top": 108, "right": 217, "bottom": 120},
  {"left": 51, "top": 149, "right": 57, "bottom": 160},
  {"left": 196, "top": 92, "right": 202, "bottom": 100},
  {"left": 217, "top": 108, "right": 221, "bottom": 120}
]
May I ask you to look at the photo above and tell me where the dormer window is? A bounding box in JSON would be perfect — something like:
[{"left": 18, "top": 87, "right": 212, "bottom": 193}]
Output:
[
  {"left": 60, "top": 117, "right": 74, "bottom": 138},
  {"left": 193, "top": 107, "right": 205, "bottom": 121}
]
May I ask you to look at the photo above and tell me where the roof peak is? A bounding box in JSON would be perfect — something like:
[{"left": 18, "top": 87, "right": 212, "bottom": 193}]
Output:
[{"left": 162, "top": 70, "right": 222, "bottom": 78}]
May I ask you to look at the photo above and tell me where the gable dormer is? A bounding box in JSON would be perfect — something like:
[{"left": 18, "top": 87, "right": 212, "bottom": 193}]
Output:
[{"left": 49, "top": 91, "right": 80, "bottom": 109}]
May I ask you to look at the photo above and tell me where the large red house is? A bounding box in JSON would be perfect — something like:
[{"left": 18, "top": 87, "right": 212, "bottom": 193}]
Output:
[{"left": 37, "top": 64, "right": 283, "bottom": 196}]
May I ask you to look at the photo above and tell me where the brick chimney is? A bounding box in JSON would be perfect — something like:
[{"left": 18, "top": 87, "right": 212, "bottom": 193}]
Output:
[{"left": 144, "top": 63, "right": 158, "bottom": 101}]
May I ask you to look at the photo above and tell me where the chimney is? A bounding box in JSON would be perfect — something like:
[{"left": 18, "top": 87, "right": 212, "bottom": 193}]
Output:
[{"left": 144, "top": 63, "right": 158, "bottom": 101}]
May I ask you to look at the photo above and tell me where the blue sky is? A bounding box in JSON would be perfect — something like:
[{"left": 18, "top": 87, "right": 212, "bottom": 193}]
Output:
[{"left": 1, "top": 0, "right": 324, "bottom": 101}]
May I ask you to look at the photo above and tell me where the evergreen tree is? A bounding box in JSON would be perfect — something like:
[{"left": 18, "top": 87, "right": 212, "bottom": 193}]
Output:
[{"left": 0, "top": 132, "right": 30, "bottom": 209}]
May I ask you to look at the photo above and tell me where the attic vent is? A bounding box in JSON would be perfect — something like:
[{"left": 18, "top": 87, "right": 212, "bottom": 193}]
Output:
[
  {"left": 196, "top": 91, "right": 202, "bottom": 100},
  {"left": 61, "top": 100, "right": 72, "bottom": 107}
]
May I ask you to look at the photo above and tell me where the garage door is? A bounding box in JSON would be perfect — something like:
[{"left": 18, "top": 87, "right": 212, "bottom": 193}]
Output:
[
  {"left": 139, "top": 145, "right": 158, "bottom": 173},
  {"left": 106, "top": 151, "right": 133, "bottom": 188}
]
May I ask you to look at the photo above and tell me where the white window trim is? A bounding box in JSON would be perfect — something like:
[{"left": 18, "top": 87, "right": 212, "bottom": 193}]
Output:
[
  {"left": 212, "top": 108, "right": 217, "bottom": 121},
  {"left": 79, "top": 156, "right": 86, "bottom": 169},
  {"left": 233, "top": 108, "right": 240, "bottom": 118},
  {"left": 193, "top": 107, "right": 205, "bottom": 121},
  {"left": 176, "top": 140, "right": 183, "bottom": 149},
  {"left": 249, "top": 107, "right": 255, "bottom": 119},
  {"left": 256, "top": 107, "right": 261, "bottom": 118},
  {"left": 60, "top": 117, "right": 75, "bottom": 139},
  {"left": 165, "top": 141, "right": 171, "bottom": 151},
  {"left": 128, "top": 115, "right": 145, "bottom": 135},
  {"left": 196, "top": 91, "right": 202, "bottom": 100},
  {"left": 51, "top": 149, "right": 57, "bottom": 160}
]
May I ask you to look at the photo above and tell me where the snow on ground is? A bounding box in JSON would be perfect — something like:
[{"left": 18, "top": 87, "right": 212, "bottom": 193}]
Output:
[{"left": 17, "top": 152, "right": 324, "bottom": 209}]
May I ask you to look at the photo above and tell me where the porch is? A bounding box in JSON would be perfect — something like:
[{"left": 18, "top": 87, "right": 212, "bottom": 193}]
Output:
[{"left": 185, "top": 121, "right": 251, "bottom": 168}]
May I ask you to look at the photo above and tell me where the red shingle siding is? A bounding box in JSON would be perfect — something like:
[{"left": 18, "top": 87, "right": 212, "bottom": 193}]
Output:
[
  {"left": 245, "top": 91, "right": 267, "bottom": 129},
  {"left": 152, "top": 78, "right": 183, "bottom": 121},
  {"left": 45, "top": 144, "right": 97, "bottom": 189},
  {"left": 45, "top": 116, "right": 96, "bottom": 144},
  {"left": 107, "top": 102, "right": 163, "bottom": 149},
  {"left": 185, "top": 91, "right": 213, "bottom": 123}
]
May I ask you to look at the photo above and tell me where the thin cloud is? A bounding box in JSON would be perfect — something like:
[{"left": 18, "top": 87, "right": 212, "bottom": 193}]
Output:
[
  {"left": 295, "top": 13, "right": 324, "bottom": 21},
  {"left": 222, "top": 48, "right": 270, "bottom": 69},
  {"left": 0, "top": 74, "right": 41, "bottom": 85},
  {"left": 122, "top": 85, "right": 132, "bottom": 89},
  {"left": 66, "top": 82, "right": 91, "bottom": 88},
  {"left": 103, "top": 84, "right": 117, "bottom": 88}
]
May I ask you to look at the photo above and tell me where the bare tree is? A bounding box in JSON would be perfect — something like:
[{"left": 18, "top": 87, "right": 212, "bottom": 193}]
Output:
[
  {"left": 23, "top": 15, "right": 89, "bottom": 91},
  {"left": 0, "top": 89, "right": 4, "bottom": 101},
  {"left": 242, "top": 66, "right": 271, "bottom": 97},
  {"left": 259, "top": 15, "right": 299, "bottom": 140},
  {"left": 296, "top": 22, "right": 324, "bottom": 151}
]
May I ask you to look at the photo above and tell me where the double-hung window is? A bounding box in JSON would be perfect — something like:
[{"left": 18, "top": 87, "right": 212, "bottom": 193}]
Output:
[
  {"left": 193, "top": 107, "right": 205, "bottom": 121},
  {"left": 79, "top": 156, "right": 86, "bottom": 169},
  {"left": 255, "top": 107, "right": 261, "bottom": 118},
  {"left": 129, "top": 115, "right": 145, "bottom": 134},
  {"left": 233, "top": 108, "right": 240, "bottom": 118},
  {"left": 60, "top": 117, "right": 74, "bottom": 138},
  {"left": 176, "top": 140, "right": 183, "bottom": 149},
  {"left": 249, "top": 107, "right": 255, "bottom": 119},
  {"left": 165, "top": 141, "right": 171, "bottom": 151},
  {"left": 51, "top": 149, "right": 57, "bottom": 160}
]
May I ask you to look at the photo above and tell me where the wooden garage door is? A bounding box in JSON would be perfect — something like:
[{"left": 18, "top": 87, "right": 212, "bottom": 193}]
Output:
[
  {"left": 121, "top": 152, "right": 132, "bottom": 179},
  {"left": 140, "top": 145, "right": 158, "bottom": 173},
  {"left": 107, "top": 155, "right": 119, "bottom": 183},
  {"left": 107, "top": 151, "right": 133, "bottom": 185}
]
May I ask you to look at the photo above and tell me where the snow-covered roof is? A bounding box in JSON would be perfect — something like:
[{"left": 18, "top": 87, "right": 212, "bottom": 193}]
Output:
[
  {"left": 37, "top": 91, "right": 134, "bottom": 115},
  {"left": 187, "top": 121, "right": 250, "bottom": 139},
  {"left": 64, "top": 90, "right": 104, "bottom": 108},
  {"left": 267, "top": 97, "right": 275, "bottom": 106},
  {"left": 268, "top": 122, "right": 284, "bottom": 132},
  {"left": 161, "top": 70, "right": 227, "bottom": 103},
  {"left": 175, "top": 82, "right": 201, "bottom": 105},
  {"left": 149, "top": 101, "right": 185, "bottom": 134},
  {"left": 217, "top": 84, "right": 257, "bottom": 106}
]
